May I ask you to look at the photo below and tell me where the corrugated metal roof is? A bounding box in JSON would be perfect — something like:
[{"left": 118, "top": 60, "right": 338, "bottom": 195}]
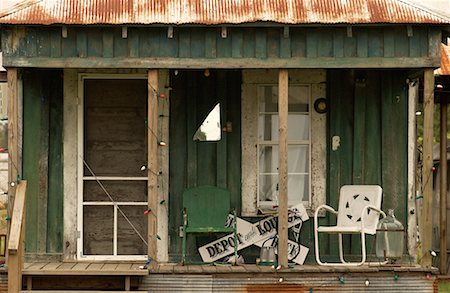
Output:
[
  {"left": 436, "top": 44, "right": 450, "bottom": 76},
  {"left": 0, "top": 0, "right": 449, "bottom": 25}
]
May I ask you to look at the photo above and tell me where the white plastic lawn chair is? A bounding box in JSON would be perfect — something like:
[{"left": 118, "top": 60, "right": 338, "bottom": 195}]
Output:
[{"left": 314, "top": 185, "right": 386, "bottom": 266}]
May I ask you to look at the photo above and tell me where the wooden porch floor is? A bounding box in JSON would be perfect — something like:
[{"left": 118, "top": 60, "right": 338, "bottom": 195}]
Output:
[
  {"left": 21, "top": 261, "right": 435, "bottom": 276},
  {"left": 22, "top": 262, "right": 149, "bottom": 276}
]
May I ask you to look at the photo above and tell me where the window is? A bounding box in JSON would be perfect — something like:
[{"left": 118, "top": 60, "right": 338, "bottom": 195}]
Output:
[{"left": 257, "top": 85, "right": 311, "bottom": 208}]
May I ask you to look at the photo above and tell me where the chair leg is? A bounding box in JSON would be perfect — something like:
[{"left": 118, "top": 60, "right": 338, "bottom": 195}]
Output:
[
  {"left": 359, "top": 231, "right": 367, "bottom": 266},
  {"left": 338, "top": 233, "right": 347, "bottom": 264},
  {"left": 314, "top": 223, "right": 326, "bottom": 265}
]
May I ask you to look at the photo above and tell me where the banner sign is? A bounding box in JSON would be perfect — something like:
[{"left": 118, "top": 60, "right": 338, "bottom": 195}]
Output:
[{"left": 198, "top": 204, "right": 309, "bottom": 263}]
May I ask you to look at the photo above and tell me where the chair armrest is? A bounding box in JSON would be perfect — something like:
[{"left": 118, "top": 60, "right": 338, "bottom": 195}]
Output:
[
  {"left": 314, "top": 205, "right": 338, "bottom": 219},
  {"left": 360, "top": 204, "right": 387, "bottom": 232},
  {"left": 314, "top": 205, "right": 338, "bottom": 230},
  {"left": 360, "top": 204, "right": 386, "bottom": 219}
]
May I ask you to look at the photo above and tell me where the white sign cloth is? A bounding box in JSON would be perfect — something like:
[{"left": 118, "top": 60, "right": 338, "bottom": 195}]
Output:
[{"left": 198, "top": 204, "right": 309, "bottom": 263}]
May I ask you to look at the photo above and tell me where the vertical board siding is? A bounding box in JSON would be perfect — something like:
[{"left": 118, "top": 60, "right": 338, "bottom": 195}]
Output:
[
  {"left": 1, "top": 26, "right": 438, "bottom": 64},
  {"left": 326, "top": 69, "right": 408, "bottom": 259},
  {"left": 23, "top": 70, "right": 64, "bottom": 254},
  {"left": 169, "top": 70, "right": 241, "bottom": 261},
  {"left": 47, "top": 71, "right": 64, "bottom": 253},
  {"left": 50, "top": 28, "right": 62, "bottom": 58}
]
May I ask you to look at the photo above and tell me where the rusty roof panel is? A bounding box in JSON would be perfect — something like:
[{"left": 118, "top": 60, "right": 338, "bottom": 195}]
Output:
[
  {"left": 436, "top": 44, "right": 450, "bottom": 76},
  {"left": 0, "top": 0, "right": 449, "bottom": 25}
]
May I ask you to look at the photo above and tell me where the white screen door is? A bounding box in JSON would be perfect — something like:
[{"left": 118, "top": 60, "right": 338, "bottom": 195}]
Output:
[{"left": 77, "top": 75, "right": 148, "bottom": 260}]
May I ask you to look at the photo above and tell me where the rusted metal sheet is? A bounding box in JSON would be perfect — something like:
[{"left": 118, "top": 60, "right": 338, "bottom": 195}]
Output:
[
  {"left": 436, "top": 44, "right": 450, "bottom": 76},
  {"left": 140, "top": 273, "right": 436, "bottom": 292},
  {"left": 0, "top": 0, "right": 449, "bottom": 25}
]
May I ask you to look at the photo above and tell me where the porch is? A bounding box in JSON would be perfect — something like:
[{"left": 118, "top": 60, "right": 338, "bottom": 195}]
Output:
[{"left": 3, "top": 261, "right": 440, "bottom": 292}]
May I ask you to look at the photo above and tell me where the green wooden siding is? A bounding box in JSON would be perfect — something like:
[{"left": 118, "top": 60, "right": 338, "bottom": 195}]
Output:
[
  {"left": 23, "top": 70, "right": 64, "bottom": 254},
  {"left": 169, "top": 70, "right": 241, "bottom": 261},
  {"left": 324, "top": 69, "right": 408, "bottom": 259},
  {"left": 1, "top": 26, "right": 440, "bottom": 68}
]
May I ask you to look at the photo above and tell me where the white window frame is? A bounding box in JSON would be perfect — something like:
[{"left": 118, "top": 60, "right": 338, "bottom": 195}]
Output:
[
  {"left": 241, "top": 69, "right": 326, "bottom": 217},
  {"left": 256, "top": 84, "right": 312, "bottom": 208},
  {"left": 77, "top": 73, "right": 148, "bottom": 261}
]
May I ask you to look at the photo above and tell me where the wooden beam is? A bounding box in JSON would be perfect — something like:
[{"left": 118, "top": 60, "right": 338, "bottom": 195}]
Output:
[
  {"left": 278, "top": 69, "right": 288, "bottom": 268},
  {"left": 2, "top": 57, "right": 442, "bottom": 70},
  {"left": 147, "top": 70, "right": 159, "bottom": 267},
  {"left": 422, "top": 68, "right": 434, "bottom": 268},
  {"left": 7, "top": 68, "right": 18, "bottom": 220},
  {"left": 8, "top": 180, "right": 27, "bottom": 293},
  {"left": 440, "top": 97, "right": 447, "bottom": 274}
]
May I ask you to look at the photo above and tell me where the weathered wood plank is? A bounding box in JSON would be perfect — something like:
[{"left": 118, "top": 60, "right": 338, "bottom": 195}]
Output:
[
  {"left": 70, "top": 262, "right": 90, "bottom": 271},
  {"left": 333, "top": 29, "right": 344, "bottom": 58},
  {"left": 128, "top": 28, "right": 139, "bottom": 58},
  {"left": 306, "top": 30, "right": 318, "bottom": 58},
  {"left": 291, "top": 29, "right": 306, "bottom": 58},
  {"left": 280, "top": 32, "right": 291, "bottom": 58},
  {"left": 76, "top": 30, "right": 88, "bottom": 58},
  {"left": 363, "top": 71, "right": 381, "bottom": 184},
  {"left": 47, "top": 71, "right": 64, "bottom": 253},
  {"left": 7, "top": 68, "right": 18, "bottom": 220},
  {"left": 25, "top": 28, "right": 38, "bottom": 58},
  {"left": 190, "top": 29, "right": 205, "bottom": 59},
  {"left": 178, "top": 30, "right": 191, "bottom": 58},
  {"left": 255, "top": 30, "right": 267, "bottom": 58},
  {"left": 278, "top": 69, "right": 288, "bottom": 268},
  {"left": 205, "top": 29, "right": 217, "bottom": 58},
  {"left": 232, "top": 30, "right": 244, "bottom": 58},
  {"left": 428, "top": 28, "right": 441, "bottom": 58},
  {"left": 217, "top": 31, "right": 232, "bottom": 58},
  {"left": 422, "top": 68, "right": 434, "bottom": 268},
  {"left": 186, "top": 73, "right": 197, "bottom": 188},
  {"left": 368, "top": 29, "right": 383, "bottom": 57},
  {"left": 41, "top": 262, "right": 62, "bottom": 271},
  {"left": 50, "top": 29, "right": 62, "bottom": 58},
  {"left": 148, "top": 29, "right": 162, "bottom": 57},
  {"left": 267, "top": 28, "right": 280, "bottom": 58},
  {"left": 102, "top": 31, "right": 114, "bottom": 58},
  {"left": 356, "top": 29, "right": 368, "bottom": 58},
  {"left": 113, "top": 28, "right": 127, "bottom": 57},
  {"left": 61, "top": 29, "right": 77, "bottom": 58},
  {"left": 352, "top": 78, "right": 366, "bottom": 184},
  {"left": 383, "top": 28, "right": 395, "bottom": 57},
  {"left": 394, "top": 27, "right": 409, "bottom": 57},
  {"left": 22, "top": 71, "right": 41, "bottom": 253},
  {"left": 409, "top": 27, "right": 421, "bottom": 57},
  {"left": 36, "top": 30, "right": 50, "bottom": 57},
  {"left": 168, "top": 70, "right": 187, "bottom": 257},
  {"left": 440, "top": 99, "right": 448, "bottom": 274},
  {"left": 87, "top": 29, "right": 103, "bottom": 57},
  {"left": 101, "top": 263, "right": 119, "bottom": 271},
  {"left": 318, "top": 29, "right": 333, "bottom": 57},
  {"left": 227, "top": 71, "right": 242, "bottom": 212},
  {"left": 37, "top": 78, "right": 49, "bottom": 254},
  {"left": 242, "top": 29, "right": 255, "bottom": 58},
  {"left": 86, "top": 263, "right": 104, "bottom": 271},
  {"left": 148, "top": 70, "right": 159, "bottom": 266},
  {"left": 3, "top": 56, "right": 441, "bottom": 69},
  {"left": 216, "top": 71, "right": 227, "bottom": 189}
]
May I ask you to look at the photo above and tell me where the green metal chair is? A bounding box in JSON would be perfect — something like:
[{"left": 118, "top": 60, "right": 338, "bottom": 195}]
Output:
[{"left": 181, "top": 185, "right": 237, "bottom": 264}]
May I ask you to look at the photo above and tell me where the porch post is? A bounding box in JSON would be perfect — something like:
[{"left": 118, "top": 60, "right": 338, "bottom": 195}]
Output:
[
  {"left": 278, "top": 69, "right": 288, "bottom": 268},
  {"left": 7, "top": 68, "right": 18, "bottom": 224},
  {"left": 422, "top": 68, "right": 434, "bottom": 268},
  {"left": 148, "top": 70, "right": 158, "bottom": 266},
  {"left": 440, "top": 95, "right": 447, "bottom": 274}
]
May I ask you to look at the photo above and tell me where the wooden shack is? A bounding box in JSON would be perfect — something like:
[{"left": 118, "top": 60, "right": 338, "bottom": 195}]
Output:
[{"left": 0, "top": 0, "right": 449, "bottom": 291}]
